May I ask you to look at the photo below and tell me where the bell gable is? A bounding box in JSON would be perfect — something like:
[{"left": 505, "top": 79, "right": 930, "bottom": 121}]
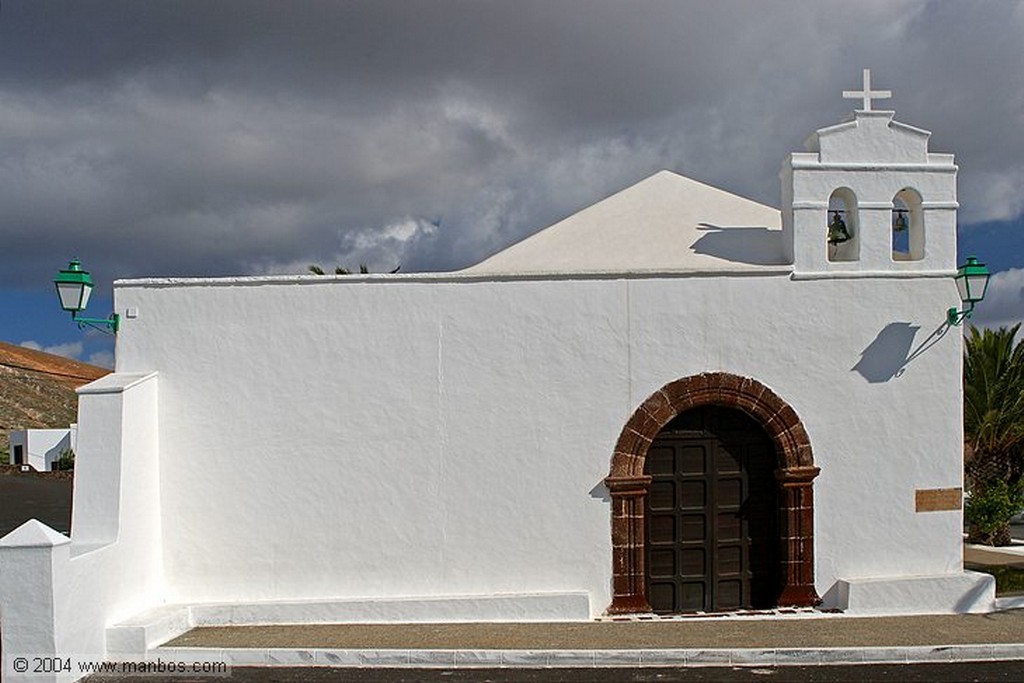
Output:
[{"left": 810, "top": 112, "right": 931, "bottom": 165}]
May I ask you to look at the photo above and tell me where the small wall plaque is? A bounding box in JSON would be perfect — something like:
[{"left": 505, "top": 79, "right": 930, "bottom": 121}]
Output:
[{"left": 915, "top": 487, "right": 962, "bottom": 513}]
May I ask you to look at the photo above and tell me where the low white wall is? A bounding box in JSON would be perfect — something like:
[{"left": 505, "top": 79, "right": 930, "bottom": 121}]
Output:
[
  {"left": 0, "top": 373, "right": 162, "bottom": 681},
  {"left": 837, "top": 572, "right": 994, "bottom": 615},
  {"left": 110, "top": 272, "right": 965, "bottom": 615}
]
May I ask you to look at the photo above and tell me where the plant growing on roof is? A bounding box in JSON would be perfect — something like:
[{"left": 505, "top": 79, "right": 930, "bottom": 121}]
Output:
[{"left": 307, "top": 264, "right": 400, "bottom": 275}]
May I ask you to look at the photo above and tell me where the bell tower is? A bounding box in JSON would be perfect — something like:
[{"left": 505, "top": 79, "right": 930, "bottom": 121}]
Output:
[{"left": 781, "top": 70, "right": 958, "bottom": 276}]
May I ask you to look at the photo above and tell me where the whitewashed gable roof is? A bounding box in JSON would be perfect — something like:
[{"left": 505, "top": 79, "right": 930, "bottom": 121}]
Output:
[{"left": 462, "top": 170, "right": 786, "bottom": 276}]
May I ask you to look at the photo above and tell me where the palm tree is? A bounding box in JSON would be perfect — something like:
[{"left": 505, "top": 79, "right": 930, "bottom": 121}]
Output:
[{"left": 963, "top": 323, "right": 1024, "bottom": 544}]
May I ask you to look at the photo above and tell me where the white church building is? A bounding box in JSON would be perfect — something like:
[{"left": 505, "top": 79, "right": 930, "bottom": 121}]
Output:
[{"left": 0, "top": 72, "right": 996, "bottom": 675}]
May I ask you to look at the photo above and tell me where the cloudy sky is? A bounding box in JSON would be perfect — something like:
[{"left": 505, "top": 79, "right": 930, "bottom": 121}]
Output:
[{"left": 1, "top": 0, "right": 1022, "bottom": 367}]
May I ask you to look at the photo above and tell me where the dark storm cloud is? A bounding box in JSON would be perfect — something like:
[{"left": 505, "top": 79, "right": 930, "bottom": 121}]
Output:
[{"left": 0, "top": 0, "right": 1021, "bottom": 288}]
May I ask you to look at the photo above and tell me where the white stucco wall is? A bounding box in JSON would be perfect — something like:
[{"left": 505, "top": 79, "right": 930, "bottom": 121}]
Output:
[{"left": 110, "top": 270, "right": 966, "bottom": 614}]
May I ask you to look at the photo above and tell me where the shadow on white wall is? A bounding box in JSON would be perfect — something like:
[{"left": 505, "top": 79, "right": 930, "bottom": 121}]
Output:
[{"left": 852, "top": 321, "right": 951, "bottom": 383}]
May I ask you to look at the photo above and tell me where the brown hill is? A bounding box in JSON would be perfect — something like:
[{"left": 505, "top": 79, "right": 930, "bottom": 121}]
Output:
[{"left": 0, "top": 341, "right": 109, "bottom": 461}]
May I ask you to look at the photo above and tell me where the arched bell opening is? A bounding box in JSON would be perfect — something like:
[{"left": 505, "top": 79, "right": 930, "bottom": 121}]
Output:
[
  {"left": 892, "top": 188, "right": 924, "bottom": 261},
  {"left": 827, "top": 188, "right": 859, "bottom": 262}
]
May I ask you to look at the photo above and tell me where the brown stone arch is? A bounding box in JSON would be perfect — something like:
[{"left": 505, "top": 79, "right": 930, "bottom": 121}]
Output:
[{"left": 605, "top": 372, "right": 821, "bottom": 614}]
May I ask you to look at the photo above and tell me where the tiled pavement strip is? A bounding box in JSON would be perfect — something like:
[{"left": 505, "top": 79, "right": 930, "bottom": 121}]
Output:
[
  {"left": 156, "top": 609, "right": 1024, "bottom": 668},
  {"left": 144, "top": 544, "right": 1024, "bottom": 668}
]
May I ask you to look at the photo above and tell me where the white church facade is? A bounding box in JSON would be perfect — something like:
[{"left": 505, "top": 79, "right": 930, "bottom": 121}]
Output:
[{"left": 0, "top": 72, "right": 996, "bottom": 675}]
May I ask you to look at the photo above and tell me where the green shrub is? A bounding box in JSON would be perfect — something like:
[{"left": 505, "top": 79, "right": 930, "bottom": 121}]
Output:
[
  {"left": 965, "top": 480, "right": 1024, "bottom": 545},
  {"left": 55, "top": 448, "right": 75, "bottom": 471}
]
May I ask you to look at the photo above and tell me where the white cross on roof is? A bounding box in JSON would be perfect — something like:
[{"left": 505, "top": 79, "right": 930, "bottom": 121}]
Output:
[{"left": 842, "top": 69, "right": 892, "bottom": 111}]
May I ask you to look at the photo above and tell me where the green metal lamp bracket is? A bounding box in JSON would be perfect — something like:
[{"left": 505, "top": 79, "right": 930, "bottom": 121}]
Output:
[
  {"left": 71, "top": 312, "right": 120, "bottom": 335},
  {"left": 947, "top": 302, "right": 975, "bottom": 327}
]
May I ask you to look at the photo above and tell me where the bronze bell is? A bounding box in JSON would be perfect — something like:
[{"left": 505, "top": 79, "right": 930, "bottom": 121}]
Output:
[
  {"left": 893, "top": 210, "right": 908, "bottom": 232},
  {"left": 827, "top": 211, "right": 851, "bottom": 244}
]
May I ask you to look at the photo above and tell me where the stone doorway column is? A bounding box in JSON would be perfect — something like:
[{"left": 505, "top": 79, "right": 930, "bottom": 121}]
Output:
[
  {"left": 777, "top": 466, "right": 821, "bottom": 607},
  {"left": 605, "top": 475, "right": 651, "bottom": 614}
]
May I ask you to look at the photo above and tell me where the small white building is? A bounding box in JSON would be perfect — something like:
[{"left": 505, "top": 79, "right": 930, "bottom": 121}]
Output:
[
  {"left": 0, "top": 72, "right": 996, "bottom": 679},
  {"left": 7, "top": 427, "right": 75, "bottom": 472}
]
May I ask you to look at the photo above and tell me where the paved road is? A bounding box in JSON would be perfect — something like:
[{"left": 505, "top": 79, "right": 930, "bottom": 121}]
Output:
[
  {"left": 85, "top": 661, "right": 1024, "bottom": 682},
  {"left": 0, "top": 472, "right": 72, "bottom": 536}
]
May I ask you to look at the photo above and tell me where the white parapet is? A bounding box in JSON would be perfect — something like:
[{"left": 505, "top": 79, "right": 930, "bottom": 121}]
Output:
[
  {"left": 188, "top": 592, "right": 593, "bottom": 626},
  {"left": 0, "top": 519, "right": 73, "bottom": 681},
  {"left": 836, "top": 571, "right": 995, "bottom": 615},
  {"left": 107, "top": 592, "right": 592, "bottom": 658},
  {"left": 0, "top": 372, "right": 162, "bottom": 682}
]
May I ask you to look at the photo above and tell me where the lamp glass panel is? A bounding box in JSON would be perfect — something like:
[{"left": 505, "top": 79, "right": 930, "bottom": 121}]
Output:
[
  {"left": 965, "top": 273, "right": 989, "bottom": 302},
  {"left": 955, "top": 275, "right": 970, "bottom": 303},
  {"left": 56, "top": 281, "right": 92, "bottom": 311},
  {"left": 78, "top": 282, "right": 93, "bottom": 310}
]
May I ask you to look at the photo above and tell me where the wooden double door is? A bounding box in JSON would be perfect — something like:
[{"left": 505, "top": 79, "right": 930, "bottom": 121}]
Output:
[{"left": 644, "top": 406, "right": 780, "bottom": 613}]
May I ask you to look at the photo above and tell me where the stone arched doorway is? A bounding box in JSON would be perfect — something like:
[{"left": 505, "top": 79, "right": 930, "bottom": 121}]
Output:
[{"left": 605, "top": 372, "right": 820, "bottom": 614}]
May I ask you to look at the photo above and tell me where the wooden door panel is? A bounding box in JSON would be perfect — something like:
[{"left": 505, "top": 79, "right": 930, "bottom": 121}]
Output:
[
  {"left": 717, "top": 545, "right": 743, "bottom": 574},
  {"left": 647, "top": 446, "right": 676, "bottom": 474},
  {"left": 679, "top": 481, "right": 705, "bottom": 507},
  {"left": 716, "top": 512, "right": 742, "bottom": 540},
  {"left": 679, "top": 515, "right": 706, "bottom": 542},
  {"left": 680, "top": 583, "right": 704, "bottom": 611},
  {"left": 678, "top": 445, "right": 706, "bottom": 474},
  {"left": 650, "top": 583, "right": 676, "bottom": 610},
  {"left": 718, "top": 478, "right": 743, "bottom": 507},
  {"left": 649, "top": 481, "right": 675, "bottom": 509},
  {"left": 680, "top": 548, "right": 704, "bottom": 576},
  {"left": 649, "top": 549, "right": 675, "bottom": 577},
  {"left": 716, "top": 449, "right": 742, "bottom": 474},
  {"left": 644, "top": 406, "right": 779, "bottom": 614},
  {"left": 716, "top": 579, "right": 743, "bottom": 609},
  {"left": 648, "top": 514, "right": 675, "bottom": 543}
]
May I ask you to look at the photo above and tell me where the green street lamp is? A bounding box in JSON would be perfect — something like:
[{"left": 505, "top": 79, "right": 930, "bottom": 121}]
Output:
[
  {"left": 53, "top": 259, "right": 120, "bottom": 334},
  {"left": 947, "top": 256, "right": 991, "bottom": 327}
]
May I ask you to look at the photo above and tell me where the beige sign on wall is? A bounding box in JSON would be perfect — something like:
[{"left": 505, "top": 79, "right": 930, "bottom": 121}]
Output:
[{"left": 915, "top": 488, "right": 963, "bottom": 513}]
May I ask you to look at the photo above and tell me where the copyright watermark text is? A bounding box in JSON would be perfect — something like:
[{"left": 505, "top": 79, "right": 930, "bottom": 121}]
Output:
[{"left": 6, "top": 654, "right": 230, "bottom": 678}]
